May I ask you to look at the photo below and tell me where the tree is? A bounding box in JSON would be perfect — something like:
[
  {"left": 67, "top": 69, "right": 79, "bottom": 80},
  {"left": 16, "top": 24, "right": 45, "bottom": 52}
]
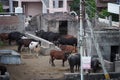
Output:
[
  {"left": 0, "top": 2, "right": 3, "bottom": 12},
  {"left": 70, "top": 0, "right": 110, "bottom": 19},
  {"left": 69, "top": 0, "right": 80, "bottom": 15},
  {"left": 85, "top": 0, "right": 97, "bottom": 18},
  {"left": 99, "top": 9, "right": 110, "bottom": 18},
  {"left": 69, "top": 0, "right": 96, "bottom": 18}
]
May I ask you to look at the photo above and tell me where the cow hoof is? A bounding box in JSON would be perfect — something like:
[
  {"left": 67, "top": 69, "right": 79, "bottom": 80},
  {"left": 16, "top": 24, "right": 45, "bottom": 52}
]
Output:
[{"left": 62, "top": 65, "right": 65, "bottom": 67}]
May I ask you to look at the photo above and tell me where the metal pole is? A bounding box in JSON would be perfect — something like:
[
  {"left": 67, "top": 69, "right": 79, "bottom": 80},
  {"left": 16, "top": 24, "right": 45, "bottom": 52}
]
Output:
[
  {"left": 119, "top": 6, "right": 120, "bottom": 27},
  {"left": 79, "top": 0, "right": 84, "bottom": 80}
]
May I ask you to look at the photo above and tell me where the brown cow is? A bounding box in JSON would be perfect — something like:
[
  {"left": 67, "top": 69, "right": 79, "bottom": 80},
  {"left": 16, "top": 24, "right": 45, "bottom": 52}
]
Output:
[
  {"left": 62, "top": 35, "right": 74, "bottom": 39},
  {"left": 49, "top": 50, "right": 71, "bottom": 67},
  {"left": 0, "top": 33, "right": 9, "bottom": 42},
  {"left": 59, "top": 45, "right": 77, "bottom": 53}
]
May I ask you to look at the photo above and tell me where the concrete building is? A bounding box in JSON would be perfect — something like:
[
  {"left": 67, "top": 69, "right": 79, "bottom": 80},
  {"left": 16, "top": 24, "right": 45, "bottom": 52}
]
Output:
[
  {"left": 96, "top": 0, "right": 117, "bottom": 11},
  {"left": 1, "top": 0, "right": 73, "bottom": 17}
]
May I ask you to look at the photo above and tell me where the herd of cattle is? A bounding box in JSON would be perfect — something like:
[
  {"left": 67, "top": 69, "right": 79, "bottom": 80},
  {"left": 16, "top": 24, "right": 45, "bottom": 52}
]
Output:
[
  {"left": 35, "top": 30, "right": 102, "bottom": 73},
  {"left": 0, "top": 30, "right": 102, "bottom": 77},
  {"left": 0, "top": 31, "right": 41, "bottom": 53}
]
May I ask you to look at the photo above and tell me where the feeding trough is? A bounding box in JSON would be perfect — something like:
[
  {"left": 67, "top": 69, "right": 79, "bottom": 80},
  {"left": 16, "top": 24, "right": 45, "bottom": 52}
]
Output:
[{"left": 0, "top": 50, "right": 21, "bottom": 64}]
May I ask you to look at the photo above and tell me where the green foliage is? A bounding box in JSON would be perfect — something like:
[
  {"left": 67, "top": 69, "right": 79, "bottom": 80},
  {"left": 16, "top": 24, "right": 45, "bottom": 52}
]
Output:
[
  {"left": 99, "top": 9, "right": 110, "bottom": 18},
  {"left": 69, "top": 0, "right": 80, "bottom": 15},
  {"left": 0, "top": 2, "right": 3, "bottom": 12},
  {"left": 70, "top": 0, "right": 97, "bottom": 18},
  {"left": 70, "top": 0, "right": 111, "bottom": 19},
  {"left": 85, "top": 0, "right": 96, "bottom": 18}
]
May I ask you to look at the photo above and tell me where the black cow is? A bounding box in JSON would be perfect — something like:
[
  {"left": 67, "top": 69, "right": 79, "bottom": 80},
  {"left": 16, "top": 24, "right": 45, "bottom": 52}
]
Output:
[
  {"left": 68, "top": 54, "right": 102, "bottom": 73},
  {"left": 56, "top": 37, "right": 77, "bottom": 46},
  {"left": 47, "top": 32, "right": 60, "bottom": 42},
  {"left": 35, "top": 30, "right": 60, "bottom": 42},
  {"left": 17, "top": 39, "right": 41, "bottom": 52},
  {"left": 68, "top": 53, "right": 80, "bottom": 73},
  {"left": 35, "top": 30, "right": 49, "bottom": 40},
  {"left": 8, "top": 31, "right": 27, "bottom": 45},
  {"left": 0, "top": 65, "right": 7, "bottom": 75},
  {"left": 91, "top": 57, "right": 102, "bottom": 73},
  {"left": 35, "top": 30, "right": 44, "bottom": 38}
]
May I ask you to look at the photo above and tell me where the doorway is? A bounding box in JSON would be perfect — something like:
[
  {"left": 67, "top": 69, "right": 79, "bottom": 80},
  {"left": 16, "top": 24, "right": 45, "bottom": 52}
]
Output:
[
  {"left": 59, "top": 21, "right": 68, "bottom": 35},
  {"left": 110, "top": 46, "right": 119, "bottom": 62}
]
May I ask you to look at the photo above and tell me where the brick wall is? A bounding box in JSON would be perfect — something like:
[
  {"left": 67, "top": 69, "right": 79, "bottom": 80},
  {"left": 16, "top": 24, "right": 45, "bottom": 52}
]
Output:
[
  {"left": 0, "top": 14, "right": 24, "bottom": 33},
  {"left": 0, "top": 16, "right": 19, "bottom": 25}
]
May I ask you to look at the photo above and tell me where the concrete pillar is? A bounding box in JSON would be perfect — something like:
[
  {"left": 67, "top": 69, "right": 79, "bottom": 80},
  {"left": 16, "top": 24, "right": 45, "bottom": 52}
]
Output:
[
  {"left": 49, "top": 0, "right": 53, "bottom": 9},
  {"left": 42, "top": 3, "right": 47, "bottom": 13},
  {"left": 49, "top": 0, "right": 53, "bottom": 13},
  {"left": 18, "top": 0, "right": 22, "bottom": 7},
  {"left": 54, "top": 0, "right": 59, "bottom": 8},
  {"left": 9, "top": 0, "right": 13, "bottom": 13},
  {"left": 63, "top": 0, "right": 67, "bottom": 11},
  {"left": 17, "top": 14, "right": 25, "bottom": 32}
]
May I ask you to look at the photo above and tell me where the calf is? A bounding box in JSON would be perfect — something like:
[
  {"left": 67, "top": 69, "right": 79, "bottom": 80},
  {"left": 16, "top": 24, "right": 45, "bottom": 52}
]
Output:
[
  {"left": 49, "top": 50, "right": 71, "bottom": 67},
  {"left": 17, "top": 39, "right": 41, "bottom": 54}
]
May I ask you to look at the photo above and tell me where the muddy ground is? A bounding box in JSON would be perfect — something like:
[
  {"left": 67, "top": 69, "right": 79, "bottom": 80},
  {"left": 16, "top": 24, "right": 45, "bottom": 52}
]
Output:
[{"left": 0, "top": 44, "right": 72, "bottom": 80}]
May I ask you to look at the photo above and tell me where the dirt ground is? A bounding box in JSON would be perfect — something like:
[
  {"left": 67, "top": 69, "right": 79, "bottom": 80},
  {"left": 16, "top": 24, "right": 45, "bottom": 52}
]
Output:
[{"left": 0, "top": 44, "right": 71, "bottom": 80}]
